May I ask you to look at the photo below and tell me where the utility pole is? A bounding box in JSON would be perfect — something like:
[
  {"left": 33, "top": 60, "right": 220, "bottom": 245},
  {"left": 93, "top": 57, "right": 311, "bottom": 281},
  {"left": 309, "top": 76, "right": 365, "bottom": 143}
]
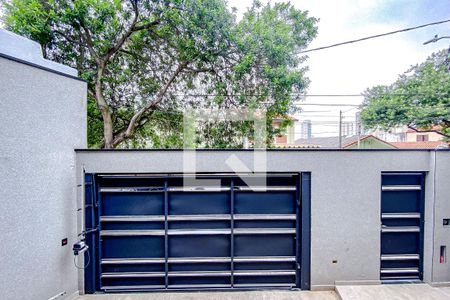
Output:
[
  {"left": 355, "top": 111, "right": 363, "bottom": 149},
  {"left": 357, "top": 120, "right": 361, "bottom": 149},
  {"left": 338, "top": 110, "right": 342, "bottom": 149}
]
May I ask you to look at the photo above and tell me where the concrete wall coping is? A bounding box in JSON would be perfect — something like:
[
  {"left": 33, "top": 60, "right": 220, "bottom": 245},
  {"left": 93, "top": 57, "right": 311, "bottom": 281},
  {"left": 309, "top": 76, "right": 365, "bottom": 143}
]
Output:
[
  {"left": 0, "top": 29, "right": 78, "bottom": 77},
  {"left": 74, "top": 148, "right": 450, "bottom": 152}
]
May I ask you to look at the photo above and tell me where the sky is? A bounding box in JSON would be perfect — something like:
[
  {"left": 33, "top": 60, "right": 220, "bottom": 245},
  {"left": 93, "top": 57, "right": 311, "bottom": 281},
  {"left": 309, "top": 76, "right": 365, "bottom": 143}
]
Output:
[{"left": 229, "top": 0, "right": 450, "bottom": 138}]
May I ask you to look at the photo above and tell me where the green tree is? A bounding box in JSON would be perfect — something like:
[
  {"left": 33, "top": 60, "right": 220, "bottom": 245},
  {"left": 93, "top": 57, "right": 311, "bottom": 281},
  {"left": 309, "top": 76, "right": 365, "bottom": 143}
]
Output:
[
  {"left": 361, "top": 49, "right": 450, "bottom": 136},
  {"left": 3, "top": 0, "right": 317, "bottom": 148}
]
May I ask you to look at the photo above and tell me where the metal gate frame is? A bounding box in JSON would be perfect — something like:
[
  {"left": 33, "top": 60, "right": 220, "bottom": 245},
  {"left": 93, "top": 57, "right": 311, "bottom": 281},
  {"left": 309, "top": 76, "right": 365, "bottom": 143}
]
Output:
[
  {"left": 380, "top": 172, "right": 425, "bottom": 282},
  {"left": 82, "top": 172, "right": 311, "bottom": 292}
]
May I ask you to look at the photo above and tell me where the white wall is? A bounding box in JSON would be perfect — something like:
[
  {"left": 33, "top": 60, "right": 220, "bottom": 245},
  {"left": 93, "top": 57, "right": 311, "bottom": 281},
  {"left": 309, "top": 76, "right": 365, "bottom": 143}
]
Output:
[{"left": 0, "top": 31, "right": 86, "bottom": 300}]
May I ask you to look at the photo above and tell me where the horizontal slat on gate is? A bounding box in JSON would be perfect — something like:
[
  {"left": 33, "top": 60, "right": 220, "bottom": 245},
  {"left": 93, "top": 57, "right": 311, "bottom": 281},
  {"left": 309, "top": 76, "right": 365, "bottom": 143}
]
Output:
[
  {"left": 168, "top": 187, "right": 231, "bottom": 192},
  {"left": 169, "top": 229, "right": 230, "bottom": 235},
  {"left": 168, "top": 284, "right": 231, "bottom": 289},
  {"left": 235, "top": 214, "right": 296, "bottom": 220},
  {"left": 167, "top": 214, "right": 296, "bottom": 221},
  {"left": 382, "top": 185, "right": 422, "bottom": 191},
  {"left": 101, "top": 256, "right": 296, "bottom": 265},
  {"left": 234, "top": 228, "right": 295, "bottom": 235},
  {"left": 381, "top": 277, "right": 421, "bottom": 282},
  {"left": 101, "top": 214, "right": 296, "bottom": 222},
  {"left": 166, "top": 228, "right": 296, "bottom": 235},
  {"left": 101, "top": 230, "right": 165, "bottom": 236},
  {"left": 102, "top": 285, "right": 166, "bottom": 291},
  {"left": 101, "top": 215, "right": 165, "bottom": 222},
  {"left": 101, "top": 187, "right": 165, "bottom": 193},
  {"left": 102, "top": 272, "right": 165, "bottom": 278},
  {"left": 380, "top": 268, "right": 419, "bottom": 274},
  {"left": 102, "top": 258, "right": 165, "bottom": 264},
  {"left": 233, "top": 283, "right": 294, "bottom": 288},
  {"left": 169, "top": 257, "right": 230, "bottom": 263},
  {"left": 381, "top": 254, "right": 420, "bottom": 261},
  {"left": 234, "top": 270, "right": 296, "bottom": 276},
  {"left": 101, "top": 228, "right": 295, "bottom": 236},
  {"left": 169, "top": 215, "right": 230, "bottom": 221},
  {"left": 234, "top": 256, "right": 296, "bottom": 262},
  {"left": 381, "top": 213, "right": 420, "bottom": 219},
  {"left": 381, "top": 226, "right": 420, "bottom": 233},
  {"left": 234, "top": 186, "right": 297, "bottom": 192}
]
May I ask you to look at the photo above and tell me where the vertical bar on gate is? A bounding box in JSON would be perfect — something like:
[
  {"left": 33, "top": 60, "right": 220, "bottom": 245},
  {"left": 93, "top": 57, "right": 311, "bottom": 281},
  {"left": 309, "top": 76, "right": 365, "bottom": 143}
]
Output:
[
  {"left": 164, "top": 179, "right": 169, "bottom": 289},
  {"left": 230, "top": 179, "right": 235, "bottom": 288},
  {"left": 84, "top": 173, "right": 96, "bottom": 293},
  {"left": 94, "top": 175, "right": 103, "bottom": 290},
  {"left": 300, "top": 173, "right": 311, "bottom": 290},
  {"left": 295, "top": 174, "right": 301, "bottom": 288},
  {"left": 418, "top": 173, "right": 425, "bottom": 281}
]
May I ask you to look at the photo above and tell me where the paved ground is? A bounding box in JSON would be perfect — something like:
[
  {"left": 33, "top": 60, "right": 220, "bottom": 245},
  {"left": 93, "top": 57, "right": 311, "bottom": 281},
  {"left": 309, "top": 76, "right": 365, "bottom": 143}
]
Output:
[
  {"left": 439, "top": 287, "right": 450, "bottom": 297},
  {"left": 75, "top": 285, "right": 450, "bottom": 300},
  {"left": 76, "top": 290, "right": 339, "bottom": 300},
  {"left": 335, "top": 284, "right": 450, "bottom": 300}
]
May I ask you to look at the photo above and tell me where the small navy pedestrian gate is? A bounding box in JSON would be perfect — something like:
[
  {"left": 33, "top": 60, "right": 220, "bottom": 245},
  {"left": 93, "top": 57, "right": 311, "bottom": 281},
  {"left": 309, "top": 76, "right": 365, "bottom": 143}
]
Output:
[
  {"left": 84, "top": 173, "right": 311, "bottom": 293},
  {"left": 380, "top": 172, "right": 425, "bottom": 282}
]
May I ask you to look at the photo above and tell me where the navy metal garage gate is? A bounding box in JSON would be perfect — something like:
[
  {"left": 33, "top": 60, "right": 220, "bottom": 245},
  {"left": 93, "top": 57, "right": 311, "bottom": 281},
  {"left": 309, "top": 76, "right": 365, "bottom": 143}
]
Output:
[
  {"left": 380, "top": 172, "right": 425, "bottom": 282},
  {"left": 83, "top": 173, "right": 311, "bottom": 292}
]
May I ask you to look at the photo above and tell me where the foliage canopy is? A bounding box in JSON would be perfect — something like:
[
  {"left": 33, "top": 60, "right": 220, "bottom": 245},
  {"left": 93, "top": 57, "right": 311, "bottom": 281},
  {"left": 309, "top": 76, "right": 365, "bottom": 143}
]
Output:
[
  {"left": 361, "top": 49, "right": 450, "bottom": 136},
  {"left": 4, "top": 0, "right": 318, "bottom": 148}
]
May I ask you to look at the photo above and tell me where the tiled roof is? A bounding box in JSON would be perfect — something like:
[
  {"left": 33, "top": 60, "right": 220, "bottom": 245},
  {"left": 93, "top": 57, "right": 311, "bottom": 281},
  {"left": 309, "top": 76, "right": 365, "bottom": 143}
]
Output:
[
  {"left": 295, "top": 135, "right": 392, "bottom": 148},
  {"left": 295, "top": 136, "right": 343, "bottom": 148},
  {"left": 343, "top": 135, "right": 397, "bottom": 149},
  {"left": 274, "top": 144, "right": 321, "bottom": 149},
  {"left": 390, "top": 141, "right": 450, "bottom": 149}
]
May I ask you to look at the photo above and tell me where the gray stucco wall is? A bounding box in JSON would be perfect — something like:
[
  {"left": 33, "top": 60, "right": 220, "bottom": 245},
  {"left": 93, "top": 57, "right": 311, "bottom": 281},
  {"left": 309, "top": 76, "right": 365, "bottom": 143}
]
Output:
[
  {"left": 75, "top": 150, "right": 450, "bottom": 290},
  {"left": 431, "top": 151, "right": 450, "bottom": 285},
  {"left": 0, "top": 55, "right": 86, "bottom": 299}
]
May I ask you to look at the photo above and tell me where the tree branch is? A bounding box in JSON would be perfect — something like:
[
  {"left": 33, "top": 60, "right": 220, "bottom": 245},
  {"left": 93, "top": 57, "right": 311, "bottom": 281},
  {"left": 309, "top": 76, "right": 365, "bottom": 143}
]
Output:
[
  {"left": 104, "top": 0, "right": 140, "bottom": 61},
  {"left": 184, "top": 66, "right": 218, "bottom": 73},
  {"left": 76, "top": 20, "right": 99, "bottom": 62},
  {"left": 54, "top": 30, "right": 86, "bottom": 46},
  {"left": 101, "top": 112, "right": 154, "bottom": 148},
  {"left": 104, "top": 2, "right": 160, "bottom": 61},
  {"left": 111, "top": 61, "right": 189, "bottom": 147},
  {"left": 87, "top": 88, "right": 95, "bottom": 98},
  {"left": 132, "top": 20, "right": 161, "bottom": 32}
]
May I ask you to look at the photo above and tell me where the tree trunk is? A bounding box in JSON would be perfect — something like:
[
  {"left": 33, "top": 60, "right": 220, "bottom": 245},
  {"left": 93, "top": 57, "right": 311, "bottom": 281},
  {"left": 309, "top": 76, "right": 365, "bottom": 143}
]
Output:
[
  {"left": 98, "top": 95, "right": 114, "bottom": 149},
  {"left": 95, "top": 66, "right": 114, "bottom": 148}
]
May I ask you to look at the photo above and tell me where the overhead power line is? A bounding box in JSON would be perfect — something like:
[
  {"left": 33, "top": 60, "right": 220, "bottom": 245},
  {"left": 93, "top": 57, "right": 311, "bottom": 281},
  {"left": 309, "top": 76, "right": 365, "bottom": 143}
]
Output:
[
  {"left": 292, "top": 103, "right": 360, "bottom": 107},
  {"left": 172, "top": 93, "right": 364, "bottom": 97},
  {"left": 173, "top": 92, "right": 450, "bottom": 98},
  {"left": 298, "top": 19, "right": 450, "bottom": 54}
]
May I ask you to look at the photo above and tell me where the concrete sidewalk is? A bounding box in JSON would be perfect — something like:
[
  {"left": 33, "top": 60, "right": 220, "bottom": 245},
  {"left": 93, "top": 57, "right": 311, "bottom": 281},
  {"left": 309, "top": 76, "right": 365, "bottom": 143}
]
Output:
[
  {"left": 75, "top": 284, "right": 450, "bottom": 300},
  {"left": 335, "top": 284, "right": 450, "bottom": 300},
  {"left": 76, "top": 290, "right": 339, "bottom": 300}
]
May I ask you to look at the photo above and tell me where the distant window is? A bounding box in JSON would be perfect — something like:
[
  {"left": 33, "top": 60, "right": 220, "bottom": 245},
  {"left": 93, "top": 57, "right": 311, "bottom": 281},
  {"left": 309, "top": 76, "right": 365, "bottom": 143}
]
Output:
[{"left": 417, "top": 134, "right": 429, "bottom": 142}]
